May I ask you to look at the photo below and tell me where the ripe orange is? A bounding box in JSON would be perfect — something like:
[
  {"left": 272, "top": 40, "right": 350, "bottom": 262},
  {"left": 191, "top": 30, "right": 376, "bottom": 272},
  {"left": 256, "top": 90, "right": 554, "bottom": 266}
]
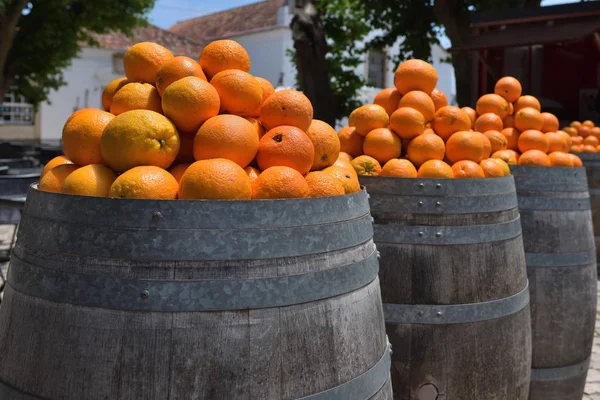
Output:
[
  {"left": 390, "top": 107, "right": 425, "bottom": 140},
  {"left": 546, "top": 132, "right": 569, "bottom": 153},
  {"left": 256, "top": 125, "right": 315, "bottom": 175},
  {"left": 514, "top": 95, "right": 541, "bottom": 112},
  {"left": 582, "top": 144, "right": 598, "bottom": 153},
  {"left": 398, "top": 90, "right": 436, "bottom": 122},
  {"left": 556, "top": 131, "right": 573, "bottom": 148},
  {"left": 430, "top": 88, "right": 448, "bottom": 111},
  {"left": 363, "top": 128, "right": 402, "bottom": 164},
  {"left": 253, "top": 166, "right": 309, "bottom": 199},
  {"left": 245, "top": 166, "right": 261, "bottom": 198},
  {"left": 349, "top": 104, "right": 389, "bottom": 136},
  {"left": 570, "top": 145, "right": 583, "bottom": 153},
  {"left": 380, "top": 159, "right": 418, "bottom": 177},
  {"left": 338, "top": 126, "right": 364, "bottom": 157},
  {"left": 564, "top": 127, "right": 578, "bottom": 136},
  {"left": 260, "top": 89, "right": 313, "bottom": 132},
  {"left": 406, "top": 132, "right": 445, "bottom": 166},
  {"left": 246, "top": 117, "right": 266, "bottom": 140},
  {"left": 446, "top": 131, "right": 485, "bottom": 163},
  {"left": 476, "top": 94, "right": 510, "bottom": 119},
  {"left": 350, "top": 155, "right": 382, "bottom": 176},
  {"left": 475, "top": 113, "right": 503, "bottom": 133},
  {"left": 210, "top": 69, "right": 263, "bottom": 117},
  {"left": 101, "top": 110, "right": 180, "bottom": 173},
  {"left": 155, "top": 56, "right": 207, "bottom": 96},
  {"left": 461, "top": 107, "right": 477, "bottom": 129},
  {"left": 169, "top": 163, "right": 192, "bottom": 183},
  {"left": 305, "top": 119, "right": 340, "bottom": 171},
  {"left": 39, "top": 164, "right": 79, "bottom": 193},
  {"left": 518, "top": 149, "right": 551, "bottom": 166},
  {"left": 494, "top": 76, "right": 522, "bottom": 103},
  {"left": 322, "top": 165, "right": 360, "bottom": 194},
  {"left": 484, "top": 130, "right": 508, "bottom": 153},
  {"left": 417, "top": 160, "right": 453, "bottom": 178},
  {"left": 479, "top": 132, "right": 492, "bottom": 159},
  {"left": 452, "top": 160, "right": 485, "bottom": 179},
  {"left": 337, "top": 152, "right": 353, "bottom": 163},
  {"left": 432, "top": 106, "right": 472, "bottom": 140},
  {"left": 61, "top": 164, "right": 117, "bottom": 197},
  {"left": 62, "top": 109, "right": 114, "bottom": 166},
  {"left": 102, "top": 77, "right": 128, "bottom": 111},
  {"left": 503, "top": 114, "right": 515, "bottom": 128},
  {"left": 489, "top": 158, "right": 511, "bottom": 176},
  {"left": 579, "top": 125, "right": 592, "bottom": 138},
  {"left": 110, "top": 82, "right": 162, "bottom": 116},
  {"left": 194, "top": 115, "right": 259, "bottom": 168},
  {"left": 583, "top": 120, "right": 595, "bottom": 128},
  {"left": 42, "top": 155, "right": 74, "bottom": 178},
  {"left": 255, "top": 77, "right": 275, "bottom": 103},
  {"left": 305, "top": 171, "right": 345, "bottom": 197},
  {"left": 508, "top": 103, "right": 514, "bottom": 115},
  {"left": 514, "top": 107, "right": 543, "bottom": 131},
  {"left": 479, "top": 159, "right": 505, "bottom": 178},
  {"left": 518, "top": 130, "right": 549, "bottom": 153},
  {"left": 161, "top": 76, "right": 220, "bottom": 135},
  {"left": 175, "top": 134, "right": 195, "bottom": 164},
  {"left": 572, "top": 136, "right": 584, "bottom": 145},
  {"left": 179, "top": 159, "right": 252, "bottom": 200},
  {"left": 592, "top": 127, "right": 600, "bottom": 138},
  {"left": 548, "top": 152, "right": 574, "bottom": 167},
  {"left": 199, "top": 40, "right": 251, "bottom": 80},
  {"left": 393, "top": 59, "right": 438, "bottom": 95},
  {"left": 584, "top": 135, "right": 600, "bottom": 147},
  {"left": 501, "top": 127, "right": 520, "bottom": 151},
  {"left": 109, "top": 166, "right": 176, "bottom": 199},
  {"left": 123, "top": 42, "right": 174, "bottom": 85},
  {"left": 540, "top": 112, "right": 559, "bottom": 133},
  {"left": 492, "top": 149, "right": 519, "bottom": 165},
  {"left": 569, "top": 154, "right": 583, "bottom": 167},
  {"left": 374, "top": 88, "right": 403, "bottom": 116}
]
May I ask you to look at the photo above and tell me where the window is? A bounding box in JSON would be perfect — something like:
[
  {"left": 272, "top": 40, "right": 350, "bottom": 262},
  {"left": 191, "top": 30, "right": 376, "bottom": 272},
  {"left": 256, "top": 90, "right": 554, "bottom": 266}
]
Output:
[
  {"left": 112, "top": 53, "right": 125, "bottom": 74},
  {"left": 367, "top": 49, "right": 387, "bottom": 88},
  {"left": 0, "top": 88, "right": 34, "bottom": 125}
]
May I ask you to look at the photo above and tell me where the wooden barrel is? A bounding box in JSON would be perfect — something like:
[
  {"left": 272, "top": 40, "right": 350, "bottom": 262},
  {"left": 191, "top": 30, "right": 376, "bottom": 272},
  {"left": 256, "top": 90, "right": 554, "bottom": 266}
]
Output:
[
  {"left": 511, "top": 165, "right": 597, "bottom": 400},
  {"left": 360, "top": 176, "right": 532, "bottom": 399},
  {"left": 0, "top": 186, "right": 392, "bottom": 400},
  {"left": 578, "top": 153, "right": 600, "bottom": 276}
]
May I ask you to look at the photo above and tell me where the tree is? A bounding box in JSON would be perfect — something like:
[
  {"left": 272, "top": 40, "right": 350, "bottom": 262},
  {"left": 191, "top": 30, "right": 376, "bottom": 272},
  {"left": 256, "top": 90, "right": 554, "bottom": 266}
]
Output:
[{"left": 0, "top": 0, "right": 155, "bottom": 108}]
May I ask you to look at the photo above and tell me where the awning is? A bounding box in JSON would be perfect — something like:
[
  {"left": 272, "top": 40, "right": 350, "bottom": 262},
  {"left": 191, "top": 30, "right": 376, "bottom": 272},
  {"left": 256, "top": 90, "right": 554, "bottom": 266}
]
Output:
[{"left": 449, "top": 16, "right": 600, "bottom": 51}]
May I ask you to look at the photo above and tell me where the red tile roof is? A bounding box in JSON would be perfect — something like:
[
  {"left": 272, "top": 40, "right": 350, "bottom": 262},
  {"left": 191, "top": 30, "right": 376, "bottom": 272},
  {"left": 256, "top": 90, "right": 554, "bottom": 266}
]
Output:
[{"left": 169, "top": 0, "right": 287, "bottom": 46}]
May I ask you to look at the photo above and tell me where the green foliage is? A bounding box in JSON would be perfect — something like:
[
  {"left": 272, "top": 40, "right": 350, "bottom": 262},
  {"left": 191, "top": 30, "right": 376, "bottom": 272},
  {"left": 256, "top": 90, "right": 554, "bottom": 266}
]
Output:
[{"left": 3, "top": 0, "right": 155, "bottom": 107}]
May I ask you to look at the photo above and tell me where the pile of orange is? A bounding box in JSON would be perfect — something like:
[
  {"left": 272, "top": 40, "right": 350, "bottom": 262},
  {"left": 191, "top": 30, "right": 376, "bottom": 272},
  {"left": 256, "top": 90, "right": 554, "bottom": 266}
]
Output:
[
  {"left": 563, "top": 120, "right": 600, "bottom": 154},
  {"left": 41, "top": 40, "right": 355, "bottom": 200},
  {"left": 339, "top": 60, "right": 582, "bottom": 179}
]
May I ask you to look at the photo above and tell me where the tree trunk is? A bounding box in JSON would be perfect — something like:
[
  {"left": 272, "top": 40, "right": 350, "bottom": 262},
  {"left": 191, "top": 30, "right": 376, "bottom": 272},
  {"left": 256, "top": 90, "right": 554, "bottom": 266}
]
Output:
[
  {"left": 0, "top": 0, "right": 28, "bottom": 103},
  {"left": 290, "top": 1, "right": 338, "bottom": 126}
]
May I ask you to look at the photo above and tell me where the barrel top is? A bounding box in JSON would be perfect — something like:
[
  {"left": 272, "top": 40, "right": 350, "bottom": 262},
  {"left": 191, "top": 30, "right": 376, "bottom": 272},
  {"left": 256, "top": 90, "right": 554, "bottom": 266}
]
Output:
[{"left": 510, "top": 165, "right": 589, "bottom": 191}]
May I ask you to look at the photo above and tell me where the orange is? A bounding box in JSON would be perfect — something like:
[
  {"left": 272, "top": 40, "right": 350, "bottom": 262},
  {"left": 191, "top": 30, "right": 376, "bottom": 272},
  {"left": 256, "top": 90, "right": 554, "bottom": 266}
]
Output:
[
  {"left": 199, "top": 40, "right": 251, "bottom": 80},
  {"left": 592, "top": 127, "right": 600, "bottom": 138},
  {"left": 350, "top": 155, "right": 382, "bottom": 176},
  {"left": 210, "top": 69, "right": 262, "bottom": 117},
  {"left": 255, "top": 77, "right": 275, "bottom": 103},
  {"left": 548, "top": 152, "right": 574, "bottom": 167},
  {"left": 571, "top": 121, "right": 582, "bottom": 128},
  {"left": 109, "top": 166, "right": 176, "bottom": 199},
  {"left": 337, "top": 152, "right": 353, "bottom": 163},
  {"left": 102, "top": 77, "right": 128, "bottom": 111},
  {"left": 39, "top": 164, "right": 79, "bottom": 193},
  {"left": 514, "top": 95, "right": 541, "bottom": 112},
  {"left": 41, "top": 155, "right": 74, "bottom": 178},
  {"left": 406, "top": 132, "right": 445, "bottom": 166},
  {"left": 374, "top": 88, "right": 403, "bottom": 116},
  {"left": 253, "top": 166, "right": 309, "bottom": 199},
  {"left": 323, "top": 165, "right": 361, "bottom": 194},
  {"left": 256, "top": 125, "right": 315, "bottom": 175},
  {"left": 363, "top": 128, "right": 402, "bottom": 164},
  {"left": 569, "top": 154, "right": 583, "bottom": 167},
  {"left": 175, "top": 134, "right": 195, "bottom": 164},
  {"left": 348, "top": 104, "right": 389, "bottom": 136},
  {"left": 161, "top": 76, "right": 220, "bottom": 135},
  {"left": 494, "top": 76, "right": 522, "bottom": 103},
  {"left": 503, "top": 114, "right": 514, "bottom": 128},
  {"left": 393, "top": 59, "right": 438, "bottom": 95},
  {"left": 417, "top": 160, "right": 453, "bottom": 178},
  {"left": 390, "top": 107, "right": 425, "bottom": 140},
  {"left": 564, "top": 127, "right": 578, "bottom": 136},
  {"left": 338, "top": 126, "right": 364, "bottom": 157},
  {"left": 492, "top": 149, "right": 519, "bottom": 165},
  {"left": 582, "top": 144, "right": 598, "bottom": 153},
  {"left": 514, "top": 107, "right": 543, "bottom": 131},
  {"left": 489, "top": 158, "right": 511, "bottom": 176},
  {"left": 101, "top": 110, "right": 180, "bottom": 173},
  {"left": 380, "top": 159, "right": 418, "bottom": 177},
  {"left": 540, "top": 112, "right": 559, "bottom": 133},
  {"left": 501, "top": 127, "right": 520, "bottom": 151},
  {"left": 556, "top": 131, "right": 573, "bottom": 148},
  {"left": 305, "top": 171, "right": 345, "bottom": 197},
  {"left": 583, "top": 120, "right": 595, "bottom": 128},
  {"left": 333, "top": 158, "right": 354, "bottom": 171},
  {"left": 484, "top": 130, "right": 508, "bottom": 153},
  {"left": 476, "top": 94, "right": 510, "bottom": 119},
  {"left": 155, "top": 56, "right": 207, "bottom": 96},
  {"left": 245, "top": 165, "right": 261, "bottom": 198},
  {"left": 305, "top": 119, "right": 340, "bottom": 171},
  {"left": 194, "top": 114, "right": 258, "bottom": 168},
  {"left": 572, "top": 136, "right": 584, "bottom": 145},
  {"left": 584, "top": 136, "right": 600, "bottom": 147},
  {"left": 430, "top": 88, "right": 448, "bottom": 111},
  {"left": 61, "top": 164, "right": 117, "bottom": 197},
  {"left": 260, "top": 89, "right": 313, "bottom": 132},
  {"left": 479, "top": 159, "right": 505, "bottom": 178},
  {"left": 110, "top": 82, "right": 162, "bottom": 116},
  {"left": 246, "top": 117, "right": 266, "bottom": 140},
  {"left": 445, "top": 131, "right": 485, "bottom": 163},
  {"left": 570, "top": 145, "right": 582, "bottom": 153},
  {"left": 179, "top": 159, "right": 252, "bottom": 200},
  {"left": 518, "top": 149, "right": 551, "bottom": 166},
  {"left": 579, "top": 125, "right": 592, "bottom": 138},
  {"left": 431, "top": 106, "right": 471, "bottom": 140},
  {"left": 518, "top": 130, "right": 549, "bottom": 153},
  {"left": 475, "top": 113, "right": 503, "bottom": 133},
  {"left": 479, "top": 132, "right": 492, "bottom": 159},
  {"left": 461, "top": 106, "right": 477, "bottom": 129},
  {"left": 546, "top": 132, "right": 569, "bottom": 153},
  {"left": 168, "top": 163, "right": 192, "bottom": 183},
  {"left": 123, "top": 42, "right": 174, "bottom": 85},
  {"left": 508, "top": 103, "right": 514, "bottom": 115},
  {"left": 452, "top": 160, "right": 485, "bottom": 179},
  {"left": 398, "top": 90, "right": 435, "bottom": 122},
  {"left": 62, "top": 108, "right": 114, "bottom": 166}
]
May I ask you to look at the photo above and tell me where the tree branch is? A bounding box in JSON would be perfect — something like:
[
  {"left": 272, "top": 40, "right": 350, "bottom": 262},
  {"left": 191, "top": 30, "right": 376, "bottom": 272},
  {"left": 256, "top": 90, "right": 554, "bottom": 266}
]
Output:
[{"left": 0, "top": 0, "right": 28, "bottom": 97}]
